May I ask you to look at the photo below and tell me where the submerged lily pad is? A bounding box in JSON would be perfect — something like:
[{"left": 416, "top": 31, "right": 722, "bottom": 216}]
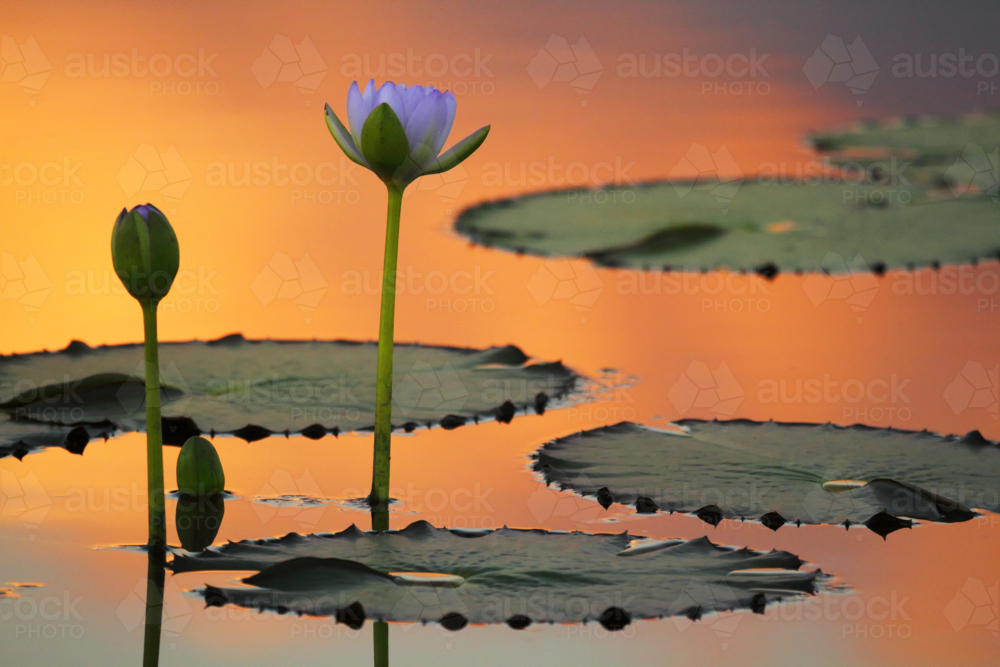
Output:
[
  {"left": 173, "top": 520, "right": 819, "bottom": 627},
  {"left": 455, "top": 180, "right": 1000, "bottom": 273},
  {"left": 0, "top": 335, "right": 577, "bottom": 456},
  {"left": 533, "top": 421, "right": 999, "bottom": 529}
]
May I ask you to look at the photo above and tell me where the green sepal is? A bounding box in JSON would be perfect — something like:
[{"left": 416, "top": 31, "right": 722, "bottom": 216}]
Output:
[
  {"left": 360, "top": 103, "right": 410, "bottom": 182},
  {"left": 422, "top": 126, "right": 490, "bottom": 175}
]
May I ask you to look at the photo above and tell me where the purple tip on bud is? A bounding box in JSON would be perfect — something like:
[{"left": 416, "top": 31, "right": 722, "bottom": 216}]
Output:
[{"left": 131, "top": 203, "right": 163, "bottom": 221}]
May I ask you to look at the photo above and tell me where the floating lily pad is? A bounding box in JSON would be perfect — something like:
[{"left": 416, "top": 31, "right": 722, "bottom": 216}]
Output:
[
  {"left": 455, "top": 181, "right": 1000, "bottom": 273},
  {"left": 0, "top": 335, "right": 577, "bottom": 456},
  {"left": 173, "top": 520, "right": 820, "bottom": 628},
  {"left": 533, "top": 421, "right": 999, "bottom": 530},
  {"left": 809, "top": 114, "right": 1000, "bottom": 166}
]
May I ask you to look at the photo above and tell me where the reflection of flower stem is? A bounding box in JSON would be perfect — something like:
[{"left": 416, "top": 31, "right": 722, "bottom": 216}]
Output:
[
  {"left": 142, "top": 549, "right": 166, "bottom": 667},
  {"left": 374, "top": 620, "right": 389, "bottom": 667},
  {"left": 369, "top": 184, "right": 403, "bottom": 529},
  {"left": 142, "top": 301, "right": 166, "bottom": 548}
]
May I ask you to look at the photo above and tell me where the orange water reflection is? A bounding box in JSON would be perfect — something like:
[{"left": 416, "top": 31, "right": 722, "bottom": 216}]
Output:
[{"left": 2, "top": 1, "right": 999, "bottom": 665}]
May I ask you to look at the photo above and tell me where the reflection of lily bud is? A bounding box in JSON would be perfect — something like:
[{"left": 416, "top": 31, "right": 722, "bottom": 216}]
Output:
[
  {"left": 175, "top": 494, "right": 225, "bottom": 553},
  {"left": 176, "top": 436, "right": 226, "bottom": 497},
  {"left": 325, "top": 80, "right": 489, "bottom": 189},
  {"left": 111, "top": 203, "right": 180, "bottom": 304}
]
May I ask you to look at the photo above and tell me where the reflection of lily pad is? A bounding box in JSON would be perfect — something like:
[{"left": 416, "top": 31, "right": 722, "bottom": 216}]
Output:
[
  {"left": 0, "top": 421, "right": 111, "bottom": 460},
  {"left": 533, "top": 421, "right": 999, "bottom": 529},
  {"left": 0, "top": 335, "right": 577, "bottom": 456},
  {"left": 174, "top": 520, "right": 820, "bottom": 628},
  {"left": 455, "top": 181, "right": 1000, "bottom": 273}
]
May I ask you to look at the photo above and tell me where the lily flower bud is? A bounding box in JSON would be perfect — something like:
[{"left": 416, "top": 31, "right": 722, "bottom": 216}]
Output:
[
  {"left": 111, "top": 203, "right": 180, "bottom": 305},
  {"left": 176, "top": 436, "right": 226, "bottom": 498}
]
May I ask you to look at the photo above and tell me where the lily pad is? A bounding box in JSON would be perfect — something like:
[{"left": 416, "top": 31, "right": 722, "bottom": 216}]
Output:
[
  {"left": 533, "top": 421, "right": 999, "bottom": 530},
  {"left": 809, "top": 114, "right": 1000, "bottom": 166},
  {"left": 455, "top": 181, "right": 1000, "bottom": 273},
  {"left": 0, "top": 335, "right": 577, "bottom": 456},
  {"left": 173, "top": 520, "right": 820, "bottom": 628}
]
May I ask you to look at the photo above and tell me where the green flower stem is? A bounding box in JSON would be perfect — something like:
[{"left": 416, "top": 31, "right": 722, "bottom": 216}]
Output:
[
  {"left": 374, "top": 620, "right": 389, "bottom": 667},
  {"left": 142, "top": 301, "right": 166, "bottom": 548},
  {"left": 141, "top": 550, "right": 165, "bottom": 667},
  {"left": 370, "top": 183, "right": 403, "bottom": 528}
]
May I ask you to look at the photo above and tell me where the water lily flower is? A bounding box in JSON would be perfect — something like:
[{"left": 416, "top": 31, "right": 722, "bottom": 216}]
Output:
[
  {"left": 324, "top": 82, "right": 490, "bottom": 530},
  {"left": 325, "top": 79, "right": 489, "bottom": 188}
]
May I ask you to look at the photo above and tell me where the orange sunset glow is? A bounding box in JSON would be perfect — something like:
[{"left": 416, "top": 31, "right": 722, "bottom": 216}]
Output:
[{"left": 2, "top": 2, "right": 999, "bottom": 666}]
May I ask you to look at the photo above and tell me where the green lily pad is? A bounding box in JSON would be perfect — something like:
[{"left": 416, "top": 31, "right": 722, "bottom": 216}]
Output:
[
  {"left": 809, "top": 113, "right": 1000, "bottom": 166},
  {"left": 0, "top": 335, "right": 577, "bottom": 456},
  {"left": 455, "top": 181, "right": 1000, "bottom": 273},
  {"left": 173, "top": 520, "right": 820, "bottom": 628},
  {"left": 533, "top": 421, "right": 998, "bottom": 530}
]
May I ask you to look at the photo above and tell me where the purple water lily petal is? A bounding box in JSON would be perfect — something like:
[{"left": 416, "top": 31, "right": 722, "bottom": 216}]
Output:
[
  {"left": 346, "top": 80, "right": 370, "bottom": 146},
  {"left": 403, "top": 85, "right": 430, "bottom": 120},
  {"left": 404, "top": 90, "right": 449, "bottom": 166},
  {"left": 433, "top": 92, "right": 458, "bottom": 158},
  {"left": 374, "top": 81, "right": 406, "bottom": 126}
]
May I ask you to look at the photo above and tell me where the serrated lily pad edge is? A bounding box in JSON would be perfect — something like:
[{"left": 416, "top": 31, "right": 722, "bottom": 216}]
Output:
[
  {"left": 171, "top": 519, "right": 830, "bottom": 630},
  {"left": 0, "top": 334, "right": 581, "bottom": 458},
  {"left": 531, "top": 419, "right": 998, "bottom": 532},
  {"left": 453, "top": 180, "right": 1000, "bottom": 277}
]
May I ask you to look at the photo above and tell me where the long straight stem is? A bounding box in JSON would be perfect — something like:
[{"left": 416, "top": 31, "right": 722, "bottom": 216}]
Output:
[
  {"left": 370, "top": 184, "right": 403, "bottom": 529},
  {"left": 373, "top": 620, "right": 389, "bottom": 667},
  {"left": 142, "top": 301, "right": 166, "bottom": 548},
  {"left": 141, "top": 549, "right": 165, "bottom": 667}
]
